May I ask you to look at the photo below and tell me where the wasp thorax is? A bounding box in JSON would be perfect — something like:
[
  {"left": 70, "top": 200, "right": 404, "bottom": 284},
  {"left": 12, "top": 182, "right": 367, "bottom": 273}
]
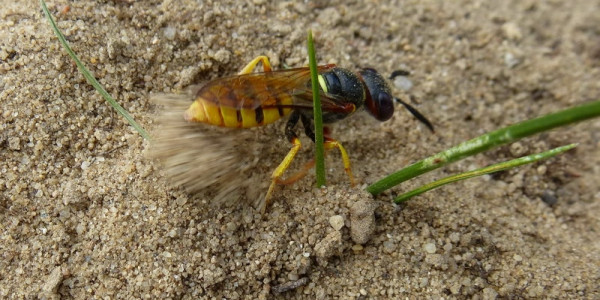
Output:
[
  {"left": 321, "top": 68, "right": 365, "bottom": 108},
  {"left": 359, "top": 68, "right": 394, "bottom": 122}
]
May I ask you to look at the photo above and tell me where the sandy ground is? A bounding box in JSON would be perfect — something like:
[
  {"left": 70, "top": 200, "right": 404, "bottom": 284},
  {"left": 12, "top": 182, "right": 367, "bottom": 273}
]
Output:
[{"left": 1, "top": 0, "right": 599, "bottom": 298}]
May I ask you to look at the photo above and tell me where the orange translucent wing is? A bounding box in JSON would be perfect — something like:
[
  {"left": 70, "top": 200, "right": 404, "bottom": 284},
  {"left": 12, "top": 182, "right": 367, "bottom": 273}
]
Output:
[{"left": 195, "top": 64, "right": 353, "bottom": 113}]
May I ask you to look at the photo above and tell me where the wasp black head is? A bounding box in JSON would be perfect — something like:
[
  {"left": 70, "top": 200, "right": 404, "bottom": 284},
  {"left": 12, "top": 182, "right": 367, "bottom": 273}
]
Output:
[{"left": 359, "top": 68, "right": 394, "bottom": 122}]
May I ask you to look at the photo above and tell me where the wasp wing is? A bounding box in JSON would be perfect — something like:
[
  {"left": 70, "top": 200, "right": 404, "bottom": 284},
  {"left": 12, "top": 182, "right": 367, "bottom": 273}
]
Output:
[{"left": 197, "top": 65, "right": 354, "bottom": 114}]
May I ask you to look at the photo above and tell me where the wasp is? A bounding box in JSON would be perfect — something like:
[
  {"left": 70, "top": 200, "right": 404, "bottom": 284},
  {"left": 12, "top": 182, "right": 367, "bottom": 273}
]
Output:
[{"left": 184, "top": 56, "right": 433, "bottom": 212}]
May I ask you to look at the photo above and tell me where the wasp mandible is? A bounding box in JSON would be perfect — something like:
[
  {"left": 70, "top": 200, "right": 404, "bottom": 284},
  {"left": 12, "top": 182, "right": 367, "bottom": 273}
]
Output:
[{"left": 184, "top": 56, "right": 433, "bottom": 212}]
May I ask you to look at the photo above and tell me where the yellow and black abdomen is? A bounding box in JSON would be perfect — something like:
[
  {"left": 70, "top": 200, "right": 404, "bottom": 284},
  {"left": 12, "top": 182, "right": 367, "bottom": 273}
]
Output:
[{"left": 184, "top": 75, "right": 293, "bottom": 128}]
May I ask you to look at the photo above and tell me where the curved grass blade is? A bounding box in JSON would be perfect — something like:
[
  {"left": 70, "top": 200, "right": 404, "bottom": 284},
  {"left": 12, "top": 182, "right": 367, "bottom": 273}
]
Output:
[
  {"left": 394, "top": 143, "right": 577, "bottom": 203},
  {"left": 307, "top": 30, "right": 326, "bottom": 187},
  {"left": 367, "top": 100, "right": 600, "bottom": 195},
  {"left": 40, "top": 0, "right": 151, "bottom": 140}
]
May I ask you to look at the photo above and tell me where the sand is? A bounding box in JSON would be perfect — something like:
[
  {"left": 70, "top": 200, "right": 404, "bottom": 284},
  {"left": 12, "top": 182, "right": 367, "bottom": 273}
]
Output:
[{"left": 1, "top": 0, "right": 599, "bottom": 298}]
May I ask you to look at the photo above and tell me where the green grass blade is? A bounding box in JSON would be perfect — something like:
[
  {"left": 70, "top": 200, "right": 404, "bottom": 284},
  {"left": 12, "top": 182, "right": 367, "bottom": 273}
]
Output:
[
  {"left": 307, "top": 30, "right": 326, "bottom": 187},
  {"left": 40, "top": 0, "right": 151, "bottom": 140},
  {"left": 367, "top": 100, "right": 600, "bottom": 195},
  {"left": 394, "top": 143, "right": 577, "bottom": 203}
]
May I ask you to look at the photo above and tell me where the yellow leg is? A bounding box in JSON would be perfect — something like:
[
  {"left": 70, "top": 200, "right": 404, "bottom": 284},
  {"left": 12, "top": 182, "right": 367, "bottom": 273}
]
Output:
[
  {"left": 324, "top": 139, "right": 355, "bottom": 186},
  {"left": 264, "top": 137, "right": 301, "bottom": 213},
  {"left": 238, "top": 55, "right": 272, "bottom": 75},
  {"left": 275, "top": 139, "right": 356, "bottom": 186},
  {"left": 276, "top": 159, "right": 315, "bottom": 185}
]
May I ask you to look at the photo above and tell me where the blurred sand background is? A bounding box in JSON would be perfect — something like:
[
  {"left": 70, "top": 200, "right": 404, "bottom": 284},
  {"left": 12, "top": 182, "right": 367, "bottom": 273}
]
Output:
[{"left": 1, "top": 0, "right": 599, "bottom": 298}]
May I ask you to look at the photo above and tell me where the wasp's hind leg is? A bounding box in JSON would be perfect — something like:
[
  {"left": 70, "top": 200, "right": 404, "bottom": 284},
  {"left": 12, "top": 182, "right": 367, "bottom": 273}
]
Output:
[
  {"left": 264, "top": 111, "right": 302, "bottom": 213},
  {"left": 238, "top": 55, "right": 273, "bottom": 75}
]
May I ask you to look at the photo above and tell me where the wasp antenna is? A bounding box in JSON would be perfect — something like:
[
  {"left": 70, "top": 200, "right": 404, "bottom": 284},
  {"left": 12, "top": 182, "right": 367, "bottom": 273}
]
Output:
[
  {"left": 389, "top": 69, "right": 411, "bottom": 79},
  {"left": 394, "top": 97, "right": 435, "bottom": 133}
]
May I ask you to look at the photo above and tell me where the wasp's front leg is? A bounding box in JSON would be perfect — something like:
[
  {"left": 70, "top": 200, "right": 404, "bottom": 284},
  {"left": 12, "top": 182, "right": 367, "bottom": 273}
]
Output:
[{"left": 323, "top": 137, "right": 355, "bottom": 186}]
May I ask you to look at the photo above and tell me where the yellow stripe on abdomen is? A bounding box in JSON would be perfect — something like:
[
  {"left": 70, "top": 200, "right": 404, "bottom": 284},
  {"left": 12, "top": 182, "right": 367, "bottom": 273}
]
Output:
[
  {"left": 184, "top": 100, "right": 207, "bottom": 123},
  {"left": 204, "top": 101, "right": 223, "bottom": 125},
  {"left": 185, "top": 95, "right": 293, "bottom": 128},
  {"left": 262, "top": 108, "right": 281, "bottom": 125},
  {"left": 220, "top": 106, "right": 239, "bottom": 127},
  {"left": 278, "top": 94, "right": 293, "bottom": 117},
  {"left": 240, "top": 109, "right": 257, "bottom": 128},
  {"left": 184, "top": 99, "right": 224, "bottom": 126}
]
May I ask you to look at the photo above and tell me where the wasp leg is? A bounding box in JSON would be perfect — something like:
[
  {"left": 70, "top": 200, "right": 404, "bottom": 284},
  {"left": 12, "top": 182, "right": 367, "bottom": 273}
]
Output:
[
  {"left": 276, "top": 141, "right": 355, "bottom": 187},
  {"left": 276, "top": 139, "right": 355, "bottom": 187},
  {"left": 264, "top": 111, "right": 301, "bottom": 213},
  {"left": 324, "top": 137, "right": 355, "bottom": 186},
  {"left": 276, "top": 159, "right": 315, "bottom": 185},
  {"left": 275, "top": 114, "right": 317, "bottom": 185},
  {"left": 300, "top": 113, "right": 316, "bottom": 141},
  {"left": 301, "top": 114, "right": 354, "bottom": 186},
  {"left": 238, "top": 55, "right": 273, "bottom": 75},
  {"left": 276, "top": 140, "right": 355, "bottom": 187},
  {"left": 278, "top": 115, "right": 355, "bottom": 186}
]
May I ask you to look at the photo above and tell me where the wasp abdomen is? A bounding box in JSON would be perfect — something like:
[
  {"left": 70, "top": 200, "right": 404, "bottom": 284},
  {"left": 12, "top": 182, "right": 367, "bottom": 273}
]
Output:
[{"left": 184, "top": 77, "right": 293, "bottom": 128}]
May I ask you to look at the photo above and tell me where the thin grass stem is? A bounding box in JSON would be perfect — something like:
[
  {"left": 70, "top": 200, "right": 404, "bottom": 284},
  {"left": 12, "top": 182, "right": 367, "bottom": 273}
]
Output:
[
  {"left": 367, "top": 100, "right": 600, "bottom": 195},
  {"left": 394, "top": 143, "right": 577, "bottom": 203},
  {"left": 307, "top": 30, "right": 326, "bottom": 187},
  {"left": 40, "top": 0, "right": 151, "bottom": 140}
]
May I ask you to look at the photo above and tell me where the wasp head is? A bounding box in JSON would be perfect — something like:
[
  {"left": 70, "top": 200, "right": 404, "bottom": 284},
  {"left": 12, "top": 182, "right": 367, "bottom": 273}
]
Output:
[{"left": 359, "top": 68, "right": 394, "bottom": 122}]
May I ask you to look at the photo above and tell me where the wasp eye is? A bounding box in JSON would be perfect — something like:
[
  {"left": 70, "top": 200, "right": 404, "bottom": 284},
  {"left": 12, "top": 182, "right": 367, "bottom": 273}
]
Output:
[{"left": 372, "top": 92, "right": 394, "bottom": 121}]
